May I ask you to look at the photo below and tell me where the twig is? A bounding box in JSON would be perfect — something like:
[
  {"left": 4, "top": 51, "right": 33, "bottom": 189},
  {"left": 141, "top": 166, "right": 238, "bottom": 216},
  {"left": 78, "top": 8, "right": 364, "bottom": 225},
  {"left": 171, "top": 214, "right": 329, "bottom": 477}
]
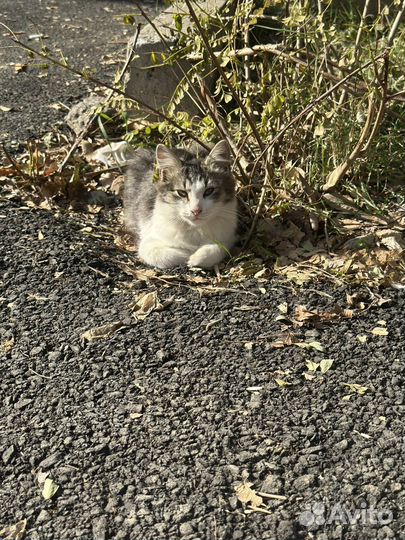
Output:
[
  {"left": 242, "top": 153, "right": 273, "bottom": 249},
  {"left": 183, "top": 0, "right": 265, "bottom": 153},
  {"left": 387, "top": 0, "right": 405, "bottom": 47},
  {"left": 1, "top": 143, "right": 32, "bottom": 181},
  {"left": 322, "top": 51, "right": 390, "bottom": 192},
  {"left": 241, "top": 52, "right": 386, "bottom": 247},
  {"left": 339, "top": 0, "right": 371, "bottom": 106},
  {"left": 245, "top": 505, "right": 272, "bottom": 515},
  {"left": 222, "top": 45, "right": 369, "bottom": 96},
  {"left": 257, "top": 491, "right": 288, "bottom": 500},
  {"left": 28, "top": 368, "right": 51, "bottom": 379},
  {"left": 198, "top": 78, "right": 250, "bottom": 185},
  {"left": 250, "top": 52, "right": 385, "bottom": 181}
]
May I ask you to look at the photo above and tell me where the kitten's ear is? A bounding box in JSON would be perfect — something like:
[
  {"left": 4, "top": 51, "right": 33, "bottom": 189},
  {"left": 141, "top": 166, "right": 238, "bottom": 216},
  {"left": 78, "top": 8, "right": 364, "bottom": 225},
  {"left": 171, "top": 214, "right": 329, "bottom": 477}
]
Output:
[
  {"left": 155, "top": 144, "right": 182, "bottom": 172},
  {"left": 205, "top": 140, "right": 231, "bottom": 169}
]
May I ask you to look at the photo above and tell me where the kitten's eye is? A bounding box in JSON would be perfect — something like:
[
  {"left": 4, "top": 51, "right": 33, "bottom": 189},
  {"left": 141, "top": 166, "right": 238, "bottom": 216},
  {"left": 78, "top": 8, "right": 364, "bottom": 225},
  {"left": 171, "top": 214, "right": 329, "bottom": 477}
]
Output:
[
  {"left": 176, "top": 190, "right": 188, "bottom": 198},
  {"left": 204, "top": 187, "right": 215, "bottom": 197}
]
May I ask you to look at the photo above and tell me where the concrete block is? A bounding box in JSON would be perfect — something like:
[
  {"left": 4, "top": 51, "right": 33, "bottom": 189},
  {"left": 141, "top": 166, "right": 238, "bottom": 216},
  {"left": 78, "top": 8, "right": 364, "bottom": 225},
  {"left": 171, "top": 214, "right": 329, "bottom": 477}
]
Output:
[{"left": 125, "top": 0, "right": 227, "bottom": 117}]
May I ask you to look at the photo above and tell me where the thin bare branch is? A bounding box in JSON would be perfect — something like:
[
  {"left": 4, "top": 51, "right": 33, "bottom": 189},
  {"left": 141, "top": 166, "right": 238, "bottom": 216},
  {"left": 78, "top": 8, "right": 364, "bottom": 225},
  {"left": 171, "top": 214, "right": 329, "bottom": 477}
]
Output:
[
  {"left": 183, "top": 0, "right": 266, "bottom": 153},
  {"left": 251, "top": 52, "right": 386, "bottom": 178},
  {"left": 387, "top": 0, "right": 405, "bottom": 47}
]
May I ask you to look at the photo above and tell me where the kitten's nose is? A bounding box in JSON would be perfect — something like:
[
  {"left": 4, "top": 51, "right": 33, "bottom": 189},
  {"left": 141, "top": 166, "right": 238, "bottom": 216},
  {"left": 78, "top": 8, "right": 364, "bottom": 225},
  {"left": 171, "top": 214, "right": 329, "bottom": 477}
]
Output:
[{"left": 191, "top": 207, "right": 202, "bottom": 217}]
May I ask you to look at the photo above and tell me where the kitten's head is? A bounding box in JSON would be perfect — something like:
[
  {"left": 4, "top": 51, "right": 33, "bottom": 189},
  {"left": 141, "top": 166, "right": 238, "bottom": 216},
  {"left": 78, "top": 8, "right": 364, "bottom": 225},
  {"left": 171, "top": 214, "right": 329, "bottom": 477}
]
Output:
[{"left": 154, "top": 140, "right": 235, "bottom": 226}]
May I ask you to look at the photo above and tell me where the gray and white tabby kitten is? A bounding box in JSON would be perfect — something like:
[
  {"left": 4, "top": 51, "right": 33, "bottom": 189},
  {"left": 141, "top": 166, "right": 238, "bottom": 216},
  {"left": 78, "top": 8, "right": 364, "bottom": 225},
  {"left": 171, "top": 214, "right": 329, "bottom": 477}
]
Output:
[{"left": 124, "top": 140, "right": 237, "bottom": 269}]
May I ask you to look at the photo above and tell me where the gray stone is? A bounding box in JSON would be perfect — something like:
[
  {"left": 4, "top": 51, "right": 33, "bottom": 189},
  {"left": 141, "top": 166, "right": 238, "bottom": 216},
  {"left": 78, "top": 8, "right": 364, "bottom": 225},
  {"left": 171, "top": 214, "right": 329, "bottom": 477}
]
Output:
[
  {"left": 363, "top": 483, "right": 381, "bottom": 496},
  {"left": 126, "top": 1, "right": 227, "bottom": 117},
  {"left": 2, "top": 444, "right": 15, "bottom": 464},
  {"left": 293, "top": 474, "right": 316, "bottom": 491},
  {"left": 65, "top": 95, "right": 104, "bottom": 135},
  {"left": 37, "top": 451, "right": 61, "bottom": 469},
  {"left": 277, "top": 519, "right": 294, "bottom": 539},
  {"left": 15, "top": 398, "right": 33, "bottom": 410},
  {"left": 92, "top": 515, "right": 107, "bottom": 540},
  {"left": 179, "top": 521, "right": 194, "bottom": 536},
  {"left": 261, "top": 473, "right": 283, "bottom": 493},
  {"left": 36, "top": 509, "right": 51, "bottom": 524}
]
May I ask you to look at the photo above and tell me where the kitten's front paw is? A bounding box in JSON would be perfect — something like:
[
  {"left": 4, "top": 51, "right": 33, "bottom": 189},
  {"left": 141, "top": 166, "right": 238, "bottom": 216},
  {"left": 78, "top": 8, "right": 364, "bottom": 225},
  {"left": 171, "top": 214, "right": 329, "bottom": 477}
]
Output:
[
  {"left": 139, "top": 242, "right": 189, "bottom": 269},
  {"left": 188, "top": 244, "right": 226, "bottom": 269}
]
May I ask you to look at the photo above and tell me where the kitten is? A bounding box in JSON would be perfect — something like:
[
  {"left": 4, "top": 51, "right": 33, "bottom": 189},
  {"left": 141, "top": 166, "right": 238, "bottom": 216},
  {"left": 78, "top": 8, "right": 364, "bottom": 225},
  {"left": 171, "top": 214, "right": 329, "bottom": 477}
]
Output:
[{"left": 123, "top": 140, "right": 238, "bottom": 269}]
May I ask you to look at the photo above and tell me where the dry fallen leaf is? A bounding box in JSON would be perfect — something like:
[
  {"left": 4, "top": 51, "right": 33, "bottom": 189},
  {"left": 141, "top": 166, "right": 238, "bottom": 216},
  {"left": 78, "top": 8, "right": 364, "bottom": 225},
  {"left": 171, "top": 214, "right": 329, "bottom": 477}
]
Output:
[
  {"left": 42, "top": 478, "right": 59, "bottom": 500},
  {"left": 292, "top": 304, "right": 353, "bottom": 326},
  {"left": 0, "top": 519, "right": 27, "bottom": 540},
  {"left": 320, "top": 359, "right": 334, "bottom": 373},
  {"left": 81, "top": 321, "right": 126, "bottom": 341},
  {"left": 131, "top": 291, "right": 163, "bottom": 320},
  {"left": 270, "top": 334, "right": 296, "bottom": 348},
  {"left": 235, "top": 481, "right": 263, "bottom": 508},
  {"left": 371, "top": 327, "right": 389, "bottom": 336},
  {"left": 306, "top": 360, "right": 319, "bottom": 372},
  {"left": 295, "top": 341, "right": 324, "bottom": 352},
  {"left": 343, "top": 383, "right": 369, "bottom": 395},
  {"left": 294, "top": 305, "right": 318, "bottom": 323}
]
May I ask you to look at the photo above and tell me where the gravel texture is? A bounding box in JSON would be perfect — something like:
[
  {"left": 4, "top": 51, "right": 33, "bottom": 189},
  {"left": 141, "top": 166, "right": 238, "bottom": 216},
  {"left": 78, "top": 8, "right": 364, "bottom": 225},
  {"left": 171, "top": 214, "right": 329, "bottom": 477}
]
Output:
[
  {"left": 1, "top": 1, "right": 404, "bottom": 539},
  {"left": 0, "top": 198, "right": 404, "bottom": 539},
  {"left": 0, "top": 0, "right": 158, "bottom": 148}
]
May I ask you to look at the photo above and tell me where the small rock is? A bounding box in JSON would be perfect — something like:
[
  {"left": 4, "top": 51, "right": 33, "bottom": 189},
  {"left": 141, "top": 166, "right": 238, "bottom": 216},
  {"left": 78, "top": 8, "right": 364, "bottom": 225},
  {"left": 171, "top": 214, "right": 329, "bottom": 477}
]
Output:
[
  {"left": 226, "top": 464, "right": 239, "bottom": 478},
  {"left": 363, "top": 484, "right": 380, "bottom": 496},
  {"left": 383, "top": 458, "right": 394, "bottom": 471},
  {"left": 293, "top": 474, "right": 316, "bottom": 491},
  {"left": 38, "top": 452, "right": 61, "bottom": 469},
  {"left": 92, "top": 515, "right": 107, "bottom": 540},
  {"left": 249, "top": 392, "right": 262, "bottom": 409},
  {"left": 15, "top": 398, "right": 33, "bottom": 410},
  {"left": 109, "top": 482, "right": 126, "bottom": 496},
  {"left": 105, "top": 497, "right": 119, "bottom": 513},
  {"left": 261, "top": 473, "right": 283, "bottom": 493},
  {"left": 30, "top": 346, "right": 44, "bottom": 356},
  {"left": 179, "top": 522, "right": 194, "bottom": 536},
  {"left": 335, "top": 439, "right": 349, "bottom": 451},
  {"left": 132, "top": 403, "right": 143, "bottom": 414},
  {"left": 36, "top": 509, "right": 50, "bottom": 524},
  {"left": 277, "top": 519, "right": 294, "bottom": 538},
  {"left": 175, "top": 503, "right": 192, "bottom": 520},
  {"left": 228, "top": 496, "right": 238, "bottom": 510},
  {"left": 2, "top": 444, "right": 15, "bottom": 465}
]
